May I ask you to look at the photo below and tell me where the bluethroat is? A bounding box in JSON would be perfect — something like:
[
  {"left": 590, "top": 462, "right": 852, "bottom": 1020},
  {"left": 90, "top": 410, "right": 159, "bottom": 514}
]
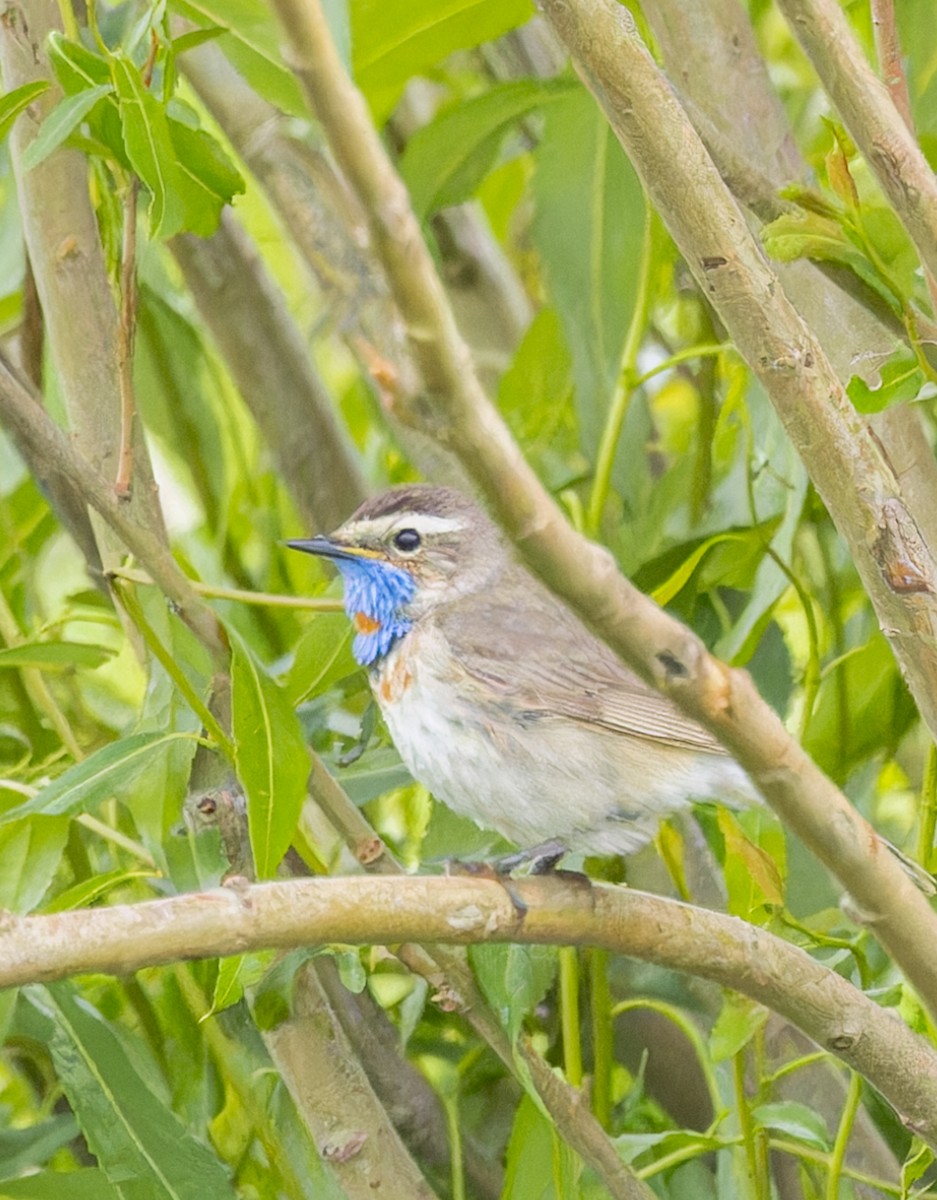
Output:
[{"left": 288, "top": 484, "right": 756, "bottom": 862}]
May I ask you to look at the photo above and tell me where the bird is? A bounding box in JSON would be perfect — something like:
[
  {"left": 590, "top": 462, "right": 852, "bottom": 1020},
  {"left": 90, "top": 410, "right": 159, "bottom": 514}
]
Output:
[{"left": 287, "top": 483, "right": 758, "bottom": 865}]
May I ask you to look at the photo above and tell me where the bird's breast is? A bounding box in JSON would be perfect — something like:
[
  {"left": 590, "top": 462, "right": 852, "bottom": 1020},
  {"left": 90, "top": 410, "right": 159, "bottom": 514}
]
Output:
[{"left": 372, "top": 637, "right": 416, "bottom": 705}]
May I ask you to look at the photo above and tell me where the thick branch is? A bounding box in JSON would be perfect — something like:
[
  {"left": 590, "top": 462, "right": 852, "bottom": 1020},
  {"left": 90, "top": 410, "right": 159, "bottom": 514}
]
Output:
[
  {"left": 0, "top": 0, "right": 166, "bottom": 563},
  {"left": 269, "top": 0, "right": 937, "bottom": 1021},
  {"left": 264, "top": 960, "right": 440, "bottom": 1200},
  {"left": 3, "top": 875, "right": 937, "bottom": 1146},
  {"left": 307, "top": 759, "right": 656, "bottom": 1200}
]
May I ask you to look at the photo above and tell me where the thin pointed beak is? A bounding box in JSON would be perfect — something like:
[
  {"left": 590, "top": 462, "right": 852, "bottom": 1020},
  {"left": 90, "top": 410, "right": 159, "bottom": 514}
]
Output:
[{"left": 286, "top": 536, "right": 380, "bottom": 562}]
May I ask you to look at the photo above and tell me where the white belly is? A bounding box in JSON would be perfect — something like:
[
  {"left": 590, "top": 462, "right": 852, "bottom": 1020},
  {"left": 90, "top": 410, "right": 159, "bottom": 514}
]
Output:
[{"left": 372, "top": 628, "right": 754, "bottom": 857}]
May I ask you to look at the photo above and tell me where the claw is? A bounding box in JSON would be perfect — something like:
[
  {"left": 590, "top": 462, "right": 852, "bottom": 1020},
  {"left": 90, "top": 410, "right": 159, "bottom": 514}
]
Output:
[{"left": 492, "top": 838, "right": 569, "bottom": 876}]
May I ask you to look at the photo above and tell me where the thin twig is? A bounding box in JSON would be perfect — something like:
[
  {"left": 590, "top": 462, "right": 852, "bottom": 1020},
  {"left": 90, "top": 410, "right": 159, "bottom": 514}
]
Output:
[
  {"left": 107, "top": 567, "right": 344, "bottom": 611},
  {"left": 868, "top": 0, "right": 937, "bottom": 318},
  {"left": 114, "top": 177, "right": 138, "bottom": 499},
  {"left": 0, "top": 359, "right": 225, "bottom": 657},
  {"left": 870, "top": 0, "right": 913, "bottom": 132}
]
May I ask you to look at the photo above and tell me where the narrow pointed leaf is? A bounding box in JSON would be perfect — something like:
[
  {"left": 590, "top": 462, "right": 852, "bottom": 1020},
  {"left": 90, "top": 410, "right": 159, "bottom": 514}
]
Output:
[
  {"left": 531, "top": 89, "right": 645, "bottom": 452},
  {"left": 22, "top": 84, "right": 114, "bottom": 170},
  {"left": 401, "top": 79, "right": 571, "bottom": 218},
  {"left": 48, "top": 33, "right": 110, "bottom": 92},
  {"left": 0, "top": 640, "right": 114, "bottom": 670},
  {"left": 0, "top": 732, "right": 194, "bottom": 825},
  {"left": 230, "top": 632, "right": 309, "bottom": 877},
  {"left": 33, "top": 985, "right": 232, "bottom": 1200},
  {"left": 352, "top": 0, "right": 534, "bottom": 121},
  {"left": 0, "top": 81, "right": 50, "bottom": 143},
  {"left": 168, "top": 0, "right": 307, "bottom": 117},
  {"left": 110, "top": 53, "right": 185, "bottom": 238},
  {"left": 0, "top": 1168, "right": 119, "bottom": 1198}
]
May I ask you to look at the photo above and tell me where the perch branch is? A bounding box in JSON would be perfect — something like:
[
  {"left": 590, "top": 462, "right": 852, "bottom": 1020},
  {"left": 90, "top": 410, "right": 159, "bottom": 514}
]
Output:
[{"left": 2, "top": 874, "right": 937, "bottom": 1147}]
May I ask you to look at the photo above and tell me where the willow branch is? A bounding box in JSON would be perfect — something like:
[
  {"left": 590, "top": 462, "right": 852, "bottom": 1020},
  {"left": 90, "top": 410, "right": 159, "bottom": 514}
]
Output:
[
  {"left": 306, "top": 758, "right": 655, "bottom": 1200},
  {"left": 870, "top": 0, "right": 914, "bottom": 132},
  {"left": 0, "top": 360, "right": 225, "bottom": 656},
  {"left": 264, "top": 959, "right": 441, "bottom": 1200},
  {"left": 179, "top": 37, "right": 470, "bottom": 490},
  {"left": 269, "top": 0, "right": 937, "bottom": 1021},
  {"left": 0, "top": 0, "right": 166, "bottom": 564},
  {"left": 776, "top": 0, "right": 937, "bottom": 288},
  {"left": 644, "top": 0, "right": 937, "bottom": 574},
  {"left": 3, "top": 875, "right": 937, "bottom": 1147}
]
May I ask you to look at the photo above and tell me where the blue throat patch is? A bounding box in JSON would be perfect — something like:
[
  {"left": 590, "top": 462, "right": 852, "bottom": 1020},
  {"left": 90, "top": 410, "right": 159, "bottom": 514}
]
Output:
[{"left": 333, "top": 556, "right": 416, "bottom": 667}]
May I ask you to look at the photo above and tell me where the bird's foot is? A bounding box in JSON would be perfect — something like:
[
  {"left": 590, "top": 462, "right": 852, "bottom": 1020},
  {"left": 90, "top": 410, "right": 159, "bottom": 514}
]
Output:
[{"left": 491, "top": 839, "right": 569, "bottom": 877}]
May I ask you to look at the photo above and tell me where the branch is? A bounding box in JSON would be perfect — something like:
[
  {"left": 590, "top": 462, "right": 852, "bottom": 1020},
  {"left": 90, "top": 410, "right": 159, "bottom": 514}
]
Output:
[
  {"left": 179, "top": 36, "right": 471, "bottom": 490},
  {"left": 3, "top": 874, "right": 937, "bottom": 1147},
  {"left": 269, "top": 0, "right": 937, "bottom": 1022},
  {"left": 644, "top": 0, "right": 937, "bottom": 603},
  {"left": 0, "top": 0, "right": 166, "bottom": 563},
  {"left": 0, "top": 360, "right": 225, "bottom": 657},
  {"left": 776, "top": 0, "right": 937, "bottom": 286},
  {"left": 306, "top": 758, "right": 657, "bottom": 1200},
  {"left": 264, "top": 959, "right": 441, "bottom": 1200}
]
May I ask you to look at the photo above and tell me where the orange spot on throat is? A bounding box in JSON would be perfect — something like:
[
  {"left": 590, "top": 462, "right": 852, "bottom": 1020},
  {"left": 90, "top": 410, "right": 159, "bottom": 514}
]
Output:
[{"left": 354, "top": 611, "right": 382, "bottom": 634}]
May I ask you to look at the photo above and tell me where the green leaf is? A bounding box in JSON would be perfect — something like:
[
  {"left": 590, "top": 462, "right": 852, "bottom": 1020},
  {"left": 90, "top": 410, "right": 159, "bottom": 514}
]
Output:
[
  {"left": 717, "top": 807, "right": 785, "bottom": 921},
  {"left": 0, "top": 1114, "right": 78, "bottom": 1180},
  {"left": 0, "top": 1169, "right": 120, "bottom": 1199},
  {"left": 751, "top": 1100, "right": 831, "bottom": 1150},
  {"left": 43, "top": 868, "right": 155, "bottom": 913},
  {"left": 761, "top": 211, "right": 902, "bottom": 313},
  {"left": 336, "top": 949, "right": 367, "bottom": 994},
  {"left": 47, "top": 33, "right": 111, "bottom": 92},
  {"left": 847, "top": 345, "right": 927, "bottom": 413},
  {"left": 31, "top": 984, "right": 233, "bottom": 1200},
  {"left": 0, "top": 81, "right": 50, "bottom": 143},
  {"left": 469, "top": 942, "right": 557, "bottom": 1044},
  {"left": 531, "top": 88, "right": 645, "bottom": 453},
  {"left": 0, "top": 732, "right": 195, "bottom": 826},
  {"left": 709, "top": 993, "right": 768, "bottom": 1064},
  {"left": 110, "top": 52, "right": 186, "bottom": 238},
  {"left": 503, "top": 1093, "right": 581, "bottom": 1198},
  {"left": 286, "top": 611, "right": 357, "bottom": 704},
  {"left": 329, "top": 745, "right": 413, "bottom": 805},
  {"left": 168, "top": 0, "right": 308, "bottom": 118},
  {"left": 230, "top": 632, "right": 309, "bottom": 877},
  {"left": 352, "top": 0, "right": 535, "bottom": 123},
  {"left": 860, "top": 205, "right": 920, "bottom": 301},
  {"left": 0, "top": 640, "right": 114, "bottom": 670},
  {"left": 22, "top": 85, "right": 114, "bottom": 171},
  {"left": 206, "top": 951, "right": 271, "bottom": 1015},
  {"left": 401, "top": 79, "right": 571, "bottom": 218},
  {"left": 0, "top": 816, "right": 69, "bottom": 912},
  {"left": 651, "top": 532, "right": 752, "bottom": 607},
  {"left": 715, "top": 385, "right": 809, "bottom": 665},
  {"left": 901, "top": 1138, "right": 935, "bottom": 1192},
  {"left": 167, "top": 119, "right": 246, "bottom": 236}
]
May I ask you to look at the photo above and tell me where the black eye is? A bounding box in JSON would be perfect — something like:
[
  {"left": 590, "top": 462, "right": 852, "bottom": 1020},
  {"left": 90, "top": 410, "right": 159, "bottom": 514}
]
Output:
[{"left": 393, "top": 528, "right": 421, "bottom": 552}]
